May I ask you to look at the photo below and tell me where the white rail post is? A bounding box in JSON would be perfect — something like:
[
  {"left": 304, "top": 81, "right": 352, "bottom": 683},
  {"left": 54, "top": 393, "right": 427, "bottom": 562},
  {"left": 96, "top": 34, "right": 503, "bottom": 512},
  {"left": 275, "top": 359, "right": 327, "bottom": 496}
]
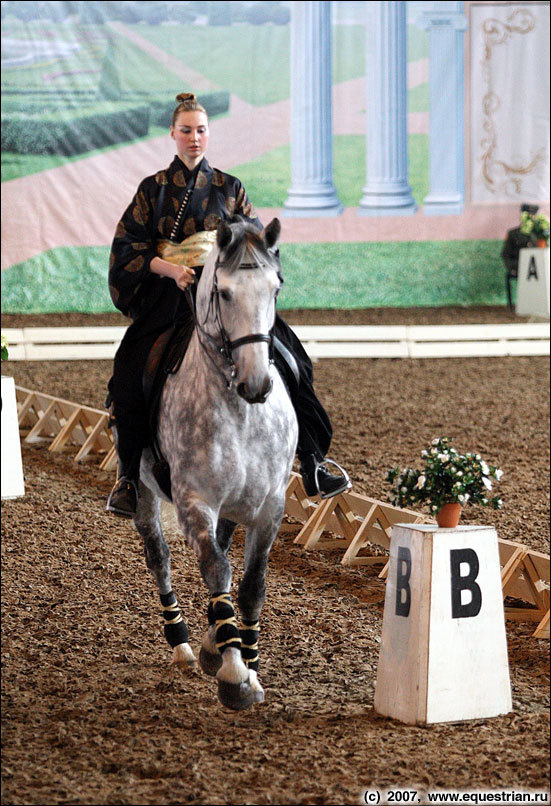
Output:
[{"left": 1, "top": 376, "right": 25, "bottom": 499}]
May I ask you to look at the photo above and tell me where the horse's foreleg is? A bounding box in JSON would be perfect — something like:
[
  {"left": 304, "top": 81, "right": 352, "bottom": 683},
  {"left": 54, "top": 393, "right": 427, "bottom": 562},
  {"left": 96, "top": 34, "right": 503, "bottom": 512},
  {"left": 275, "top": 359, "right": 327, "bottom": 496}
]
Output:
[
  {"left": 199, "top": 518, "right": 237, "bottom": 676},
  {"left": 176, "top": 500, "right": 260, "bottom": 710},
  {"left": 134, "top": 483, "right": 196, "bottom": 669},
  {"left": 237, "top": 506, "right": 283, "bottom": 700}
]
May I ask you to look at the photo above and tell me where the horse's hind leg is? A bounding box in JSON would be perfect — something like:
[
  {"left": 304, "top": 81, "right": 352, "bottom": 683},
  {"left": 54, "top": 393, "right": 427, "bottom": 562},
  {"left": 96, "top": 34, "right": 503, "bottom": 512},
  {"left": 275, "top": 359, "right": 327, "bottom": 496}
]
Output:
[
  {"left": 199, "top": 519, "right": 236, "bottom": 677},
  {"left": 134, "top": 482, "right": 196, "bottom": 669},
  {"left": 237, "top": 505, "right": 284, "bottom": 701}
]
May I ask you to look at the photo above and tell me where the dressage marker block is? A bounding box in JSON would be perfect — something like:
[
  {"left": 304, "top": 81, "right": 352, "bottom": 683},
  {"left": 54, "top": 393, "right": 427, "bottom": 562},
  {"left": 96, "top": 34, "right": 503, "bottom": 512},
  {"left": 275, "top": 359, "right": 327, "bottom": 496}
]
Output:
[
  {"left": 516, "top": 248, "right": 550, "bottom": 318},
  {"left": 374, "top": 524, "right": 512, "bottom": 724},
  {"left": 1, "top": 377, "right": 25, "bottom": 499}
]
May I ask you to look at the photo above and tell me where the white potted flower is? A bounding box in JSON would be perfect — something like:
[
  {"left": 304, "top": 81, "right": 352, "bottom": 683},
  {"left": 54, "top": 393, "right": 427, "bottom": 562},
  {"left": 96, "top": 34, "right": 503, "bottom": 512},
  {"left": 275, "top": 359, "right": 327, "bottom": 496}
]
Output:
[
  {"left": 386, "top": 437, "right": 503, "bottom": 528},
  {"left": 520, "top": 210, "right": 550, "bottom": 248}
]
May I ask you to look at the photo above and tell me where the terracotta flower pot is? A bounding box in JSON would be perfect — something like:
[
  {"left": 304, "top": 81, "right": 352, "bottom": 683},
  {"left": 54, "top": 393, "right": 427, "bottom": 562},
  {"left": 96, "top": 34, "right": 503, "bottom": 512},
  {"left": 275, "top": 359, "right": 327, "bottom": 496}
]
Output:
[
  {"left": 436, "top": 502, "right": 462, "bottom": 528},
  {"left": 537, "top": 239, "right": 548, "bottom": 248}
]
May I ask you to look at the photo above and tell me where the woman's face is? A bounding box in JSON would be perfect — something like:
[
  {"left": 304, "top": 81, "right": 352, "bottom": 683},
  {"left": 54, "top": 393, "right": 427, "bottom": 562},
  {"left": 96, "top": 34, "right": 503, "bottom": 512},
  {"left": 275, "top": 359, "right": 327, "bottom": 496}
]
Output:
[{"left": 171, "top": 110, "right": 209, "bottom": 168}]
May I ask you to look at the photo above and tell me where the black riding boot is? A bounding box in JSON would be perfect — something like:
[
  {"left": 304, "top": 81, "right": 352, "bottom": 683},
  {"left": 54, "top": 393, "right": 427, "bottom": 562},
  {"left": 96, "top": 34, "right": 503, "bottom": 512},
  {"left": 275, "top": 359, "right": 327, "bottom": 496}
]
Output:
[
  {"left": 106, "top": 418, "right": 143, "bottom": 518},
  {"left": 107, "top": 476, "right": 139, "bottom": 518},
  {"left": 299, "top": 452, "right": 352, "bottom": 499}
]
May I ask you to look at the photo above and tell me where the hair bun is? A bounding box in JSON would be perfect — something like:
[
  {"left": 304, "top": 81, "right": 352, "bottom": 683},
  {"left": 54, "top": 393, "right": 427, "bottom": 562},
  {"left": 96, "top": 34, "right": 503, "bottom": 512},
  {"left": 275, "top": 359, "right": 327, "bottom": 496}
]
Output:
[{"left": 176, "top": 92, "right": 196, "bottom": 103}]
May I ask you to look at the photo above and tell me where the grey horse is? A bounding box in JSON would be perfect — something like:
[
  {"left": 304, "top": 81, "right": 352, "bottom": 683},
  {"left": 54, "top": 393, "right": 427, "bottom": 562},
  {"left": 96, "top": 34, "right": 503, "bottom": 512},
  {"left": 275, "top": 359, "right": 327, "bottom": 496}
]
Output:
[{"left": 128, "top": 217, "right": 298, "bottom": 710}]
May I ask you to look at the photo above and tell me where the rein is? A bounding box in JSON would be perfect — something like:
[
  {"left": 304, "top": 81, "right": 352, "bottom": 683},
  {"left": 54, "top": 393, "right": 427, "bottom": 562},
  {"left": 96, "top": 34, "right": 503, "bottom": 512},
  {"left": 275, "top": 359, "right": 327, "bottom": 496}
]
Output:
[{"left": 185, "top": 255, "right": 276, "bottom": 391}]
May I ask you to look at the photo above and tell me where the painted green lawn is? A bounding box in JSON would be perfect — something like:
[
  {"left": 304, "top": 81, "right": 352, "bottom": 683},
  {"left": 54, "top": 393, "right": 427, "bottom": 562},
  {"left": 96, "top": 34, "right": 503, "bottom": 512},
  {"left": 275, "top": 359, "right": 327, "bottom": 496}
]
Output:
[
  {"left": 1, "top": 246, "right": 114, "bottom": 313},
  {"left": 136, "top": 23, "right": 286, "bottom": 106},
  {"left": 408, "top": 82, "right": 429, "bottom": 113},
  {"left": 1, "top": 240, "right": 507, "bottom": 314},
  {"left": 233, "top": 134, "right": 429, "bottom": 208},
  {"left": 277, "top": 241, "right": 506, "bottom": 309}
]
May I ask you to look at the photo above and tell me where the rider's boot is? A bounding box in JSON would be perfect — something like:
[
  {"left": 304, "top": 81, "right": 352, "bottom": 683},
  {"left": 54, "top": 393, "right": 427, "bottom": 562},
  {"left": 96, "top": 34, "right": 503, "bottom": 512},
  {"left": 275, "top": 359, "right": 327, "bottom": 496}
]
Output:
[
  {"left": 106, "top": 419, "right": 142, "bottom": 518},
  {"left": 107, "top": 475, "right": 139, "bottom": 518},
  {"left": 299, "top": 452, "right": 352, "bottom": 499}
]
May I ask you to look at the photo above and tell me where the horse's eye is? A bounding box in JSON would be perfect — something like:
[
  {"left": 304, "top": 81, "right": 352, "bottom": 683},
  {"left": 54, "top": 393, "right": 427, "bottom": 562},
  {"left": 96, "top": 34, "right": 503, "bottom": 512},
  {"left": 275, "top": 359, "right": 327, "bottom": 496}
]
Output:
[{"left": 219, "top": 289, "right": 231, "bottom": 302}]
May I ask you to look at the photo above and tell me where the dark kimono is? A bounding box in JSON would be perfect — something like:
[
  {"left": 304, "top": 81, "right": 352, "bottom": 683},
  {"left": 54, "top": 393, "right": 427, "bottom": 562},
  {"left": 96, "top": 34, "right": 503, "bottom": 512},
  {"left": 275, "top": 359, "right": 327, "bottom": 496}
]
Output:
[{"left": 108, "top": 155, "right": 331, "bottom": 470}]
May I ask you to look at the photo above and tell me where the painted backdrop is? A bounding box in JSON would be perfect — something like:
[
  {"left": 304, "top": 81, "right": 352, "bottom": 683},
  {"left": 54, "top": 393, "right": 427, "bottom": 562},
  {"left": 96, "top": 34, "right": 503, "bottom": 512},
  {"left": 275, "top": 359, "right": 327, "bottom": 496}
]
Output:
[{"left": 1, "top": 0, "right": 549, "bottom": 311}]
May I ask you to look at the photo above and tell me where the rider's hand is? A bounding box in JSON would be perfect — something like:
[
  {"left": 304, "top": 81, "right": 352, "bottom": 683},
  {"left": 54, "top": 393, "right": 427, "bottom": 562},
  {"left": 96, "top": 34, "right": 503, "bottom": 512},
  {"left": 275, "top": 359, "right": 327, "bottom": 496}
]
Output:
[
  {"left": 150, "top": 256, "right": 195, "bottom": 289},
  {"left": 172, "top": 265, "right": 196, "bottom": 290}
]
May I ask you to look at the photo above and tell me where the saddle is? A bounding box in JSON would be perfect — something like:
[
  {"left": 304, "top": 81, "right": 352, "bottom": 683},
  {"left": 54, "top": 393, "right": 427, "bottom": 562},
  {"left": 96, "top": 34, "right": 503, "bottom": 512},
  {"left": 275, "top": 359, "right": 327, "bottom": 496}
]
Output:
[{"left": 142, "top": 326, "right": 300, "bottom": 501}]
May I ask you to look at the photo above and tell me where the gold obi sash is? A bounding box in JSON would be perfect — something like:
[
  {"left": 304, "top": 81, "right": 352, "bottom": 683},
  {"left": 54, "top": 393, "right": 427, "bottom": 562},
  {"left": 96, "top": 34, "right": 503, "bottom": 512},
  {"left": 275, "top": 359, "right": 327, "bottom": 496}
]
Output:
[{"left": 157, "top": 230, "right": 217, "bottom": 268}]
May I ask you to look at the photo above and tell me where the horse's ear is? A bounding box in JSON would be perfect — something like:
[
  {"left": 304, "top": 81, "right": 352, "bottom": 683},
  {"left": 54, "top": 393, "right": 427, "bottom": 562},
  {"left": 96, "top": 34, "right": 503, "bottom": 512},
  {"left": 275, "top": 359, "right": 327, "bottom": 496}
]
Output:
[
  {"left": 217, "top": 220, "right": 233, "bottom": 251},
  {"left": 262, "top": 218, "right": 281, "bottom": 253}
]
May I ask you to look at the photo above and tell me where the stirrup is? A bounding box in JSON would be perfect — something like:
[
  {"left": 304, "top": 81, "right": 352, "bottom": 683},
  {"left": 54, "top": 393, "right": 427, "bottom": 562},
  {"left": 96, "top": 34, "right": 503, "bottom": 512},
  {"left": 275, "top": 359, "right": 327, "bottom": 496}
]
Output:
[
  {"left": 106, "top": 477, "right": 139, "bottom": 518},
  {"left": 315, "top": 458, "right": 352, "bottom": 500}
]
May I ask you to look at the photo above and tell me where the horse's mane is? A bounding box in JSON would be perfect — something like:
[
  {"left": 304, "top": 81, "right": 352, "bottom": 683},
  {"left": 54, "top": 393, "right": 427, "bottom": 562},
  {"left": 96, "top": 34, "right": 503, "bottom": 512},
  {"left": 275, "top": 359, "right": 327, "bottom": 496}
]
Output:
[{"left": 221, "top": 216, "right": 276, "bottom": 273}]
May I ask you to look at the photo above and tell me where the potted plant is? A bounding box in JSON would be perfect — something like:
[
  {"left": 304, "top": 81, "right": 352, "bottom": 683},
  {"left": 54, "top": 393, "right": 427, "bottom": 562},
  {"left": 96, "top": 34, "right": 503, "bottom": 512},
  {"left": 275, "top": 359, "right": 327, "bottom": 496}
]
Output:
[
  {"left": 386, "top": 437, "right": 503, "bottom": 528},
  {"left": 520, "top": 210, "right": 550, "bottom": 247}
]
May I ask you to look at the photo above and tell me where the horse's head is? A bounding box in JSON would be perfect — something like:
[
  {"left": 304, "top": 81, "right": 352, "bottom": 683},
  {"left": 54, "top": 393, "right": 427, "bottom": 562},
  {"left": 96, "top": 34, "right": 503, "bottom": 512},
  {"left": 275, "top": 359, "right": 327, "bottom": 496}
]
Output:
[{"left": 198, "top": 217, "right": 282, "bottom": 404}]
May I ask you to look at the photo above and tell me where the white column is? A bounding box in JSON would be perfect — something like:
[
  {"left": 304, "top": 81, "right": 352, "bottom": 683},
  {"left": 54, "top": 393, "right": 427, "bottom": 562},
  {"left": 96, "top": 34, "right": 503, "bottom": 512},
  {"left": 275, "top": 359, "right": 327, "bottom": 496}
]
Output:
[
  {"left": 358, "top": 1, "right": 417, "bottom": 216},
  {"left": 418, "top": 4, "right": 467, "bottom": 215},
  {"left": 283, "top": 1, "right": 343, "bottom": 217}
]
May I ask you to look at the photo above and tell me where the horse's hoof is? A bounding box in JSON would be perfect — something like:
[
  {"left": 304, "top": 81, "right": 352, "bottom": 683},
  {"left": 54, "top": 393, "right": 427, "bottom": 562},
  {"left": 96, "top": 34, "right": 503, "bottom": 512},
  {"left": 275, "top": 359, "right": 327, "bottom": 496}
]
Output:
[
  {"left": 199, "top": 647, "right": 223, "bottom": 677},
  {"left": 171, "top": 643, "right": 197, "bottom": 671},
  {"left": 217, "top": 678, "right": 264, "bottom": 711}
]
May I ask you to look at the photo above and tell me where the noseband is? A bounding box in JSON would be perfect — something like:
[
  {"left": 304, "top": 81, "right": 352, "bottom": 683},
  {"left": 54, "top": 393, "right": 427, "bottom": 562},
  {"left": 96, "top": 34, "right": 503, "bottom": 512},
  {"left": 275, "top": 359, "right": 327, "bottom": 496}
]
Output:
[{"left": 187, "top": 255, "right": 277, "bottom": 390}]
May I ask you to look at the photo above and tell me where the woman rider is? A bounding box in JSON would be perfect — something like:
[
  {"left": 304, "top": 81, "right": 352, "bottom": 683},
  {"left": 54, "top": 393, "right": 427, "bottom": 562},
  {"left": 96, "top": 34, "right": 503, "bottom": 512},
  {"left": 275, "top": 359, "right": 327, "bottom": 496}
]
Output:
[{"left": 106, "top": 92, "right": 351, "bottom": 517}]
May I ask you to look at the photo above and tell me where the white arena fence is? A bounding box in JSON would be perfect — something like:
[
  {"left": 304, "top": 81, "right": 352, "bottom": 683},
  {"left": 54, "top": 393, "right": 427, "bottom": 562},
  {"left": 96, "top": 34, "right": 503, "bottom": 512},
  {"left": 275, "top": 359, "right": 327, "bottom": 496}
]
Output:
[{"left": 3, "top": 323, "right": 550, "bottom": 361}]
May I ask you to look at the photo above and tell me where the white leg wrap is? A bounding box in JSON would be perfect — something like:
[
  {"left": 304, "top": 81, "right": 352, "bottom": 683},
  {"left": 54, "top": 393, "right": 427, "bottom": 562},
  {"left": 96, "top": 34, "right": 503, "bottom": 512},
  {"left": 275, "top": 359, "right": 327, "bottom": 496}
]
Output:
[
  {"left": 171, "top": 642, "right": 196, "bottom": 667},
  {"left": 216, "top": 647, "right": 249, "bottom": 684}
]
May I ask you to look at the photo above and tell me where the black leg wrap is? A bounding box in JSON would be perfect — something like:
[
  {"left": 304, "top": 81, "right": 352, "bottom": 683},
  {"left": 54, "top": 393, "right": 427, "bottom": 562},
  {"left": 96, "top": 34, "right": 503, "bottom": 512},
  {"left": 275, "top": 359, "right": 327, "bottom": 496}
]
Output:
[
  {"left": 239, "top": 619, "right": 259, "bottom": 672},
  {"left": 160, "top": 591, "right": 189, "bottom": 648},
  {"left": 211, "top": 592, "right": 241, "bottom": 655}
]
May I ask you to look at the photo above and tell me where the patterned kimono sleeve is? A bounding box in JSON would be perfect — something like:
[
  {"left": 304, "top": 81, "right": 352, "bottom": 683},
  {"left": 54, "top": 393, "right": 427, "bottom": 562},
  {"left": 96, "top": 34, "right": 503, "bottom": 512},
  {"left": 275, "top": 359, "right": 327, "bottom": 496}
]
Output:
[
  {"left": 108, "top": 179, "right": 159, "bottom": 316},
  {"left": 235, "top": 182, "right": 263, "bottom": 231}
]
